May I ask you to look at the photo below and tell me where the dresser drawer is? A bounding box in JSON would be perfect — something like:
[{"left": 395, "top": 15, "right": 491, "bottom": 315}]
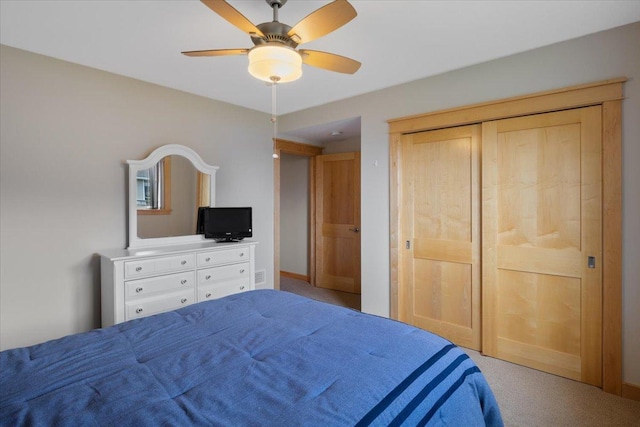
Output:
[
  {"left": 197, "top": 247, "right": 249, "bottom": 267},
  {"left": 197, "top": 262, "right": 250, "bottom": 285},
  {"left": 198, "top": 279, "right": 251, "bottom": 302},
  {"left": 125, "top": 291, "right": 195, "bottom": 321},
  {"left": 125, "top": 271, "right": 195, "bottom": 299},
  {"left": 124, "top": 254, "right": 195, "bottom": 279}
]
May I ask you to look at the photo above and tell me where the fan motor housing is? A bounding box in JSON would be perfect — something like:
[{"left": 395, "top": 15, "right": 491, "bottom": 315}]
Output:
[{"left": 251, "top": 21, "right": 298, "bottom": 48}]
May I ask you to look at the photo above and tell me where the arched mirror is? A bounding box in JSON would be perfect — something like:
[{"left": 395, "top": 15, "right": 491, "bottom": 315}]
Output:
[{"left": 127, "top": 144, "right": 218, "bottom": 249}]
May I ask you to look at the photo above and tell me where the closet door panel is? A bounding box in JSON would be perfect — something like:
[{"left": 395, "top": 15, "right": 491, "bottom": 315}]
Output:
[
  {"left": 413, "top": 259, "right": 473, "bottom": 343},
  {"left": 400, "top": 125, "right": 481, "bottom": 350},
  {"left": 482, "top": 107, "right": 602, "bottom": 386}
]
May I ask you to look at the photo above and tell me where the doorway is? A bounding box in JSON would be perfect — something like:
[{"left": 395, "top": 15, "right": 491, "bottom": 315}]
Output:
[
  {"left": 273, "top": 139, "right": 322, "bottom": 290},
  {"left": 274, "top": 118, "right": 362, "bottom": 307},
  {"left": 279, "top": 152, "right": 312, "bottom": 283}
]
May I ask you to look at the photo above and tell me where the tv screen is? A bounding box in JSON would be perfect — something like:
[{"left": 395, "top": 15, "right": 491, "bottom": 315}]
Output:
[{"left": 199, "top": 207, "right": 252, "bottom": 242}]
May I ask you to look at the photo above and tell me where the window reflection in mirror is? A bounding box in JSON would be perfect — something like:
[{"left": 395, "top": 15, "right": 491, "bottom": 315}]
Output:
[{"left": 137, "top": 157, "right": 171, "bottom": 214}]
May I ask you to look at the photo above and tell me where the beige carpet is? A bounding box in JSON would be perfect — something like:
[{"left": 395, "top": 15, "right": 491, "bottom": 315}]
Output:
[
  {"left": 280, "top": 275, "right": 360, "bottom": 311},
  {"left": 279, "top": 275, "right": 640, "bottom": 426},
  {"left": 465, "top": 349, "right": 640, "bottom": 426}
]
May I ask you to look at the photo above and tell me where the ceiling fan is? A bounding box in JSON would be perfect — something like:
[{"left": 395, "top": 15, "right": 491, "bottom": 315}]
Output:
[{"left": 182, "top": 0, "right": 361, "bottom": 83}]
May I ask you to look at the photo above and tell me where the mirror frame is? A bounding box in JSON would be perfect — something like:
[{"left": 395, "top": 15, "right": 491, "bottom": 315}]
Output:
[{"left": 127, "top": 144, "right": 218, "bottom": 249}]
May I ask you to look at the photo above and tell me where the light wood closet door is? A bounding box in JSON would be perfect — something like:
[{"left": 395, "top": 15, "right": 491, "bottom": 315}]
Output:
[
  {"left": 400, "top": 125, "right": 481, "bottom": 350},
  {"left": 482, "top": 107, "right": 602, "bottom": 386}
]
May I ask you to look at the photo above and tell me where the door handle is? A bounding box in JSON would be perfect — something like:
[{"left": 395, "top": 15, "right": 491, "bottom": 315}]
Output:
[{"left": 349, "top": 227, "right": 360, "bottom": 233}]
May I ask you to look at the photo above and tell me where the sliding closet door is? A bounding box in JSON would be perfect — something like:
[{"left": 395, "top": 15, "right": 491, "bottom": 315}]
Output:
[
  {"left": 482, "top": 107, "right": 602, "bottom": 386},
  {"left": 399, "top": 125, "right": 481, "bottom": 350}
]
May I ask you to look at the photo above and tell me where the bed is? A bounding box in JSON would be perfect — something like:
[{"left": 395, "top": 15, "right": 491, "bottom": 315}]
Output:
[{"left": 1, "top": 290, "right": 503, "bottom": 426}]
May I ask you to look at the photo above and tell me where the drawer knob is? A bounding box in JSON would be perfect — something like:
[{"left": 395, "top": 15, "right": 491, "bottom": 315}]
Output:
[
  {"left": 240, "top": 269, "right": 245, "bottom": 274},
  {"left": 136, "top": 287, "right": 143, "bottom": 293},
  {"left": 181, "top": 260, "right": 187, "bottom": 265},
  {"left": 239, "top": 252, "right": 244, "bottom": 257},
  {"left": 205, "top": 293, "right": 212, "bottom": 298},
  {"left": 205, "top": 275, "right": 211, "bottom": 280},
  {"left": 135, "top": 308, "right": 143, "bottom": 314},
  {"left": 205, "top": 257, "right": 211, "bottom": 262},
  {"left": 240, "top": 285, "right": 245, "bottom": 290},
  {"left": 181, "top": 279, "right": 187, "bottom": 285},
  {"left": 136, "top": 266, "right": 142, "bottom": 272},
  {"left": 181, "top": 298, "right": 188, "bottom": 304}
]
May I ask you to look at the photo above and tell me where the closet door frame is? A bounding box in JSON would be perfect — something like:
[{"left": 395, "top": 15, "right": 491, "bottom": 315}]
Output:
[{"left": 388, "top": 78, "right": 624, "bottom": 395}]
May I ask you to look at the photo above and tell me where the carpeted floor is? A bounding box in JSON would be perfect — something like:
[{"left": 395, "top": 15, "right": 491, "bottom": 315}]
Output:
[
  {"left": 279, "top": 275, "right": 640, "bottom": 426},
  {"left": 280, "top": 275, "right": 361, "bottom": 310},
  {"left": 465, "top": 349, "right": 640, "bottom": 426}
]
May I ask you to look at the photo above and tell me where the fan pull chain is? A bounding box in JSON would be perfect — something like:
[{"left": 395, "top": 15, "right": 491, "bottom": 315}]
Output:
[{"left": 271, "top": 76, "right": 280, "bottom": 159}]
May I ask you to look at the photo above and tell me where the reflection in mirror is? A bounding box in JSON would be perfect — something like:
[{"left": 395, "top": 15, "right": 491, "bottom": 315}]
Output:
[
  {"left": 127, "top": 144, "right": 218, "bottom": 249},
  {"left": 137, "top": 156, "right": 208, "bottom": 239},
  {"left": 137, "top": 157, "right": 171, "bottom": 212}
]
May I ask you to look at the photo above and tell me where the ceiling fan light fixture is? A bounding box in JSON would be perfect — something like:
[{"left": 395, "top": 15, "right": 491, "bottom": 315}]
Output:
[{"left": 248, "top": 44, "right": 302, "bottom": 83}]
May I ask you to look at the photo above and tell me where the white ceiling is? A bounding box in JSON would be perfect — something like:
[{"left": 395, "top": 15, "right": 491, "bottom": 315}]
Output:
[{"left": 2, "top": 0, "right": 639, "bottom": 121}]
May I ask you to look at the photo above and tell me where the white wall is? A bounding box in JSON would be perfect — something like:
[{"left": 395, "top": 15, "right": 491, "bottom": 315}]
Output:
[
  {"left": 0, "top": 45, "right": 275, "bottom": 350},
  {"left": 323, "top": 136, "right": 361, "bottom": 154},
  {"left": 279, "top": 153, "right": 309, "bottom": 276},
  {"left": 279, "top": 22, "right": 640, "bottom": 385}
]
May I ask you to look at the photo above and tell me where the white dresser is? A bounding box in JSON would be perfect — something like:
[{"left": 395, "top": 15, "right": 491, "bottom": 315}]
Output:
[{"left": 100, "top": 240, "right": 257, "bottom": 327}]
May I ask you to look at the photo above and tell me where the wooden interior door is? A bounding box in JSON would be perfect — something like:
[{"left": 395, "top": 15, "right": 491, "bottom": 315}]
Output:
[
  {"left": 399, "top": 125, "right": 481, "bottom": 350},
  {"left": 482, "top": 107, "right": 602, "bottom": 386},
  {"left": 315, "top": 152, "right": 361, "bottom": 294}
]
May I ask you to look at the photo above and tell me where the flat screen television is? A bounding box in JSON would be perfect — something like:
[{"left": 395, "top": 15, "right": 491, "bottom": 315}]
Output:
[{"left": 197, "top": 207, "right": 252, "bottom": 242}]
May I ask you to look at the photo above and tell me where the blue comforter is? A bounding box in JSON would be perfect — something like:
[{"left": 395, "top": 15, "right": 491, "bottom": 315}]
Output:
[{"left": 1, "top": 290, "right": 502, "bottom": 426}]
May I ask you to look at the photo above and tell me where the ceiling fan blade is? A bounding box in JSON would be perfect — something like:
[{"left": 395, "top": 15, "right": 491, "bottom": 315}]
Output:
[
  {"left": 182, "top": 48, "right": 249, "bottom": 57},
  {"left": 299, "top": 49, "right": 361, "bottom": 74},
  {"left": 201, "top": 0, "right": 264, "bottom": 38},
  {"left": 287, "top": 0, "right": 357, "bottom": 45}
]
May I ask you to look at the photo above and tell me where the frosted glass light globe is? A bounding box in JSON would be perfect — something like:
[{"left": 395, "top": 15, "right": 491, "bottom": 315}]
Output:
[{"left": 248, "top": 44, "right": 302, "bottom": 83}]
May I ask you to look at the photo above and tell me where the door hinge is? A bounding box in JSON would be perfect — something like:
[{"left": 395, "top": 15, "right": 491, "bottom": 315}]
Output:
[
  {"left": 588, "top": 256, "right": 596, "bottom": 269},
  {"left": 406, "top": 240, "right": 411, "bottom": 249}
]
